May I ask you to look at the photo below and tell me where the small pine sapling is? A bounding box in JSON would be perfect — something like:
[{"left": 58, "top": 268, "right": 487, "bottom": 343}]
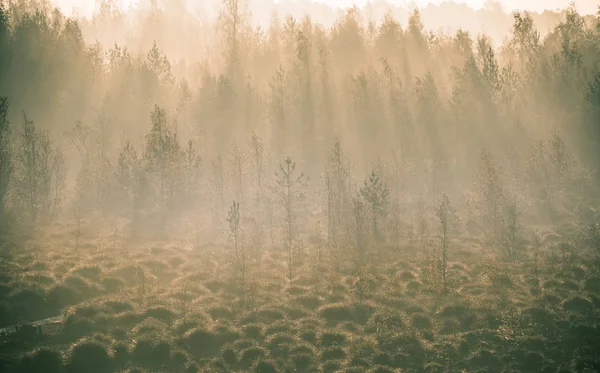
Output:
[
  {"left": 435, "top": 194, "right": 455, "bottom": 293},
  {"left": 230, "top": 144, "right": 245, "bottom": 209},
  {"left": 360, "top": 170, "right": 389, "bottom": 243},
  {"left": 211, "top": 156, "right": 225, "bottom": 218},
  {"left": 227, "top": 201, "right": 246, "bottom": 290},
  {"left": 184, "top": 140, "right": 202, "bottom": 205},
  {"left": 475, "top": 148, "right": 504, "bottom": 243},
  {"left": 249, "top": 132, "right": 265, "bottom": 235},
  {"left": 352, "top": 195, "right": 369, "bottom": 303},
  {"left": 531, "top": 230, "right": 542, "bottom": 284},
  {"left": 274, "top": 156, "right": 308, "bottom": 283},
  {"left": 501, "top": 197, "right": 521, "bottom": 262}
]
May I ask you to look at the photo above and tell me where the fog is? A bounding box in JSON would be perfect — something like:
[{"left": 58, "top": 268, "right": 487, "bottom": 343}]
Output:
[{"left": 1, "top": 0, "right": 600, "bottom": 371}]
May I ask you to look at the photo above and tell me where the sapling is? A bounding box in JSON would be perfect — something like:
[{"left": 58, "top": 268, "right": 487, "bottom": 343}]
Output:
[
  {"left": 211, "top": 156, "right": 225, "bottom": 217},
  {"left": 352, "top": 195, "right": 369, "bottom": 303},
  {"left": 326, "top": 139, "right": 351, "bottom": 248},
  {"left": 501, "top": 197, "right": 521, "bottom": 261},
  {"left": 531, "top": 230, "right": 542, "bottom": 283},
  {"left": 274, "top": 156, "right": 308, "bottom": 283},
  {"left": 434, "top": 194, "right": 455, "bottom": 293},
  {"left": 475, "top": 148, "right": 504, "bottom": 243},
  {"left": 230, "top": 144, "right": 245, "bottom": 209},
  {"left": 184, "top": 139, "right": 202, "bottom": 205},
  {"left": 416, "top": 193, "right": 428, "bottom": 252},
  {"left": 73, "top": 207, "right": 82, "bottom": 250},
  {"left": 360, "top": 169, "right": 389, "bottom": 243},
  {"left": 227, "top": 201, "right": 245, "bottom": 290},
  {"left": 249, "top": 132, "right": 265, "bottom": 232}
]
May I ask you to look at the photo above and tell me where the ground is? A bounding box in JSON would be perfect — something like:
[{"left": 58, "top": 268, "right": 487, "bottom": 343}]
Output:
[{"left": 0, "top": 216, "right": 600, "bottom": 373}]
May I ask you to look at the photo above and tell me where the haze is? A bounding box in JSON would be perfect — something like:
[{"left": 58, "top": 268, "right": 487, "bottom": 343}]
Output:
[{"left": 1, "top": 0, "right": 600, "bottom": 373}]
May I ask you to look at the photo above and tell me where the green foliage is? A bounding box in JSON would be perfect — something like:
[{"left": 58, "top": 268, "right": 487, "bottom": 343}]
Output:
[{"left": 360, "top": 169, "right": 389, "bottom": 242}]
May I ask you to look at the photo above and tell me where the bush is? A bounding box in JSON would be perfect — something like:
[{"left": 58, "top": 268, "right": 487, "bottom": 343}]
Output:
[
  {"left": 18, "top": 348, "right": 63, "bottom": 373},
  {"left": 319, "top": 331, "right": 347, "bottom": 347},
  {"left": 240, "top": 346, "right": 267, "bottom": 368},
  {"left": 208, "top": 306, "right": 234, "bottom": 320},
  {"left": 112, "top": 343, "right": 129, "bottom": 368},
  {"left": 319, "top": 303, "right": 355, "bottom": 324},
  {"left": 253, "top": 359, "right": 280, "bottom": 373},
  {"left": 185, "top": 328, "right": 221, "bottom": 358},
  {"left": 563, "top": 296, "right": 594, "bottom": 313},
  {"left": 153, "top": 341, "right": 172, "bottom": 367},
  {"left": 242, "top": 323, "right": 264, "bottom": 340},
  {"left": 221, "top": 347, "right": 237, "bottom": 365},
  {"left": 47, "top": 285, "right": 82, "bottom": 309},
  {"left": 103, "top": 300, "right": 133, "bottom": 314},
  {"left": 62, "top": 314, "right": 94, "bottom": 341},
  {"left": 102, "top": 277, "right": 124, "bottom": 293},
  {"left": 145, "top": 307, "right": 176, "bottom": 323},
  {"left": 67, "top": 341, "right": 112, "bottom": 373},
  {"left": 132, "top": 338, "right": 155, "bottom": 366},
  {"left": 170, "top": 350, "right": 190, "bottom": 369},
  {"left": 321, "top": 346, "right": 346, "bottom": 361},
  {"left": 584, "top": 278, "right": 600, "bottom": 293},
  {"left": 412, "top": 313, "right": 433, "bottom": 330}
]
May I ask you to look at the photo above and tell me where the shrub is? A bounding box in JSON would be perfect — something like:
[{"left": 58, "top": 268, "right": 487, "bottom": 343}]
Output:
[
  {"left": 253, "top": 359, "right": 280, "bottom": 373},
  {"left": 367, "top": 366, "right": 396, "bottom": 373},
  {"left": 132, "top": 339, "right": 155, "bottom": 366},
  {"left": 254, "top": 308, "right": 285, "bottom": 323},
  {"left": 104, "top": 300, "right": 133, "bottom": 314},
  {"left": 584, "top": 278, "right": 600, "bottom": 293},
  {"left": 319, "top": 331, "right": 347, "bottom": 347},
  {"left": 242, "top": 323, "right": 264, "bottom": 340},
  {"left": 170, "top": 350, "right": 190, "bottom": 369},
  {"left": 153, "top": 341, "right": 172, "bottom": 367},
  {"left": 563, "top": 296, "right": 594, "bottom": 313},
  {"left": 208, "top": 306, "right": 234, "bottom": 320},
  {"left": 266, "top": 333, "right": 296, "bottom": 357},
  {"left": 319, "top": 303, "right": 355, "bottom": 324},
  {"left": 67, "top": 341, "right": 112, "bottom": 373},
  {"left": 62, "top": 314, "right": 94, "bottom": 341},
  {"left": 112, "top": 343, "right": 129, "bottom": 368},
  {"left": 185, "top": 328, "right": 221, "bottom": 358},
  {"left": 221, "top": 347, "right": 237, "bottom": 365},
  {"left": 292, "top": 352, "right": 315, "bottom": 370},
  {"left": 240, "top": 346, "right": 267, "bottom": 368},
  {"left": 18, "top": 348, "right": 63, "bottom": 373},
  {"left": 145, "top": 307, "right": 176, "bottom": 323},
  {"left": 294, "top": 295, "right": 322, "bottom": 310},
  {"left": 47, "top": 285, "right": 81, "bottom": 310},
  {"left": 411, "top": 313, "right": 433, "bottom": 330},
  {"left": 102, "top": 277, "right": 124, "bottom": 293},
  {"left": 321, "top": 360, "right": 342, "bottom": 373},
  {"left": 73, "top": 266, "right": 102, "bottom": 281},
  {"left": 321, "top": 346, "right": 346, "bottom": 361}
]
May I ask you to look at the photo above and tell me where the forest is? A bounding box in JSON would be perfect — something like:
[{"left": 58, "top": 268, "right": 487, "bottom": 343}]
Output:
[{"left": 1, "top": 0, "right": 600, "bottom": 372}]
